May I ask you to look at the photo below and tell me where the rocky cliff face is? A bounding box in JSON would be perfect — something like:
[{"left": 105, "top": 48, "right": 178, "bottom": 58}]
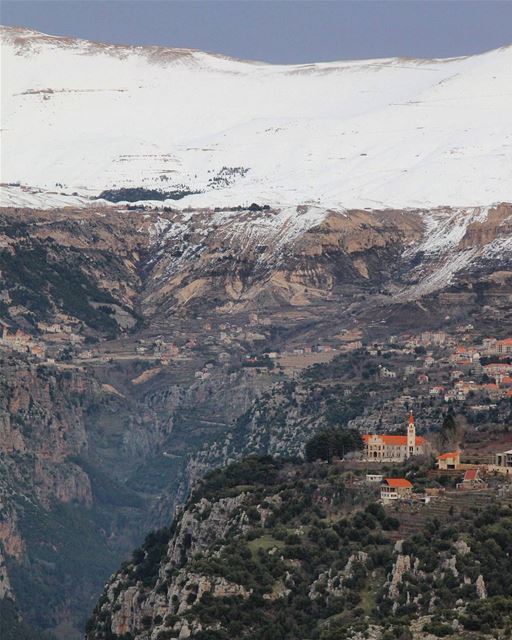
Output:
[
  {"left": 0, "top": 350, "right": 268, "bottom": 638},
  {"left": 2, "top": 203, "right": 511, "bottom": 338},
  {"left": 141, "top": 206, "right": 423, "bottom": 319},
  {"left": 1, "top": 201, "right": 511, "bottom": 638},
  {"left": 87, "top": 457, "right": 512, "bottom": 640}
]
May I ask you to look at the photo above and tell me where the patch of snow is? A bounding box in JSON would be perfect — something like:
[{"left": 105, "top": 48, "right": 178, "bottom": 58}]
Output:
[
  {"left": 397, "top": 249, "right": 479, "bottom": 300},
  {"left": 0, "top": 184, "right": 92, "bottom": 209},
  {"left": 2, "top": 26, "right": 511, "bottom": 210},
  {"left": 406, "top": 206, "right": 493, "bottom": 256}
]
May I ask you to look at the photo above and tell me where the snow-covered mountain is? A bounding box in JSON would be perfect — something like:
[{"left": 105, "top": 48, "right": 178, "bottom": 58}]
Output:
[{"left": 1, "top": 26, "right": 511, "bottom": 209}]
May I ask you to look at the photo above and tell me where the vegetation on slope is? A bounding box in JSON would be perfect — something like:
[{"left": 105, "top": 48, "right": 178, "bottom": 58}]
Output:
[
  {"left": 0, "top": 238, "right": 119, "bottom": 333},
  {"left": 87, "top": 456, "right": 512, "bottom": 640}
]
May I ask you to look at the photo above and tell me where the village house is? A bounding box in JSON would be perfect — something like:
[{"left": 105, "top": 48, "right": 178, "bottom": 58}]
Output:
[
  {"left": 497, "top": 337, "right": 512, "bottom": 355},
  {"left": 451, "top": 346, "right": 480, "bottom": 365},
  {"left": 495, "top": 450, "right": 512, "bottom": 469},
  {"left": 381, "top": 478, "right": 413, "bottom": 502},
  {"left": 340, "top": 340, "right": 363, "bottom": 352},
  {"left": 29, "top": 343, "right": 46, "bottom": 359},
  {"left": 468, "top": 404, "right": 493, "bottom": 414},
  {"left": 420, "top": 331, "right": 447, "bottom": 346},
  {"left": 1, "top": 327, "right": 39, "bottom": 355},
  {"left": 379, "top": 366, "right": 396, "bottom": 379},
  {"left": 363, "top": 413, "right": 429, "bottom": 462},
  {"left": 430, "top": 385, "right": 444, "bottom": 397},
  {"left": 480, "top": 383, "right": 501, "bottom": 400},
  {"left": 457, "top": 468, "right": 486, "bottom": 490},
  {"left": 437, "top": 451, "right": 461, "bottom": 470},
  {"left": 482, "top": 337, "right": 498, "bottom": 354},
  {"left": 365, "top": 474, "right": 384, "bottom": 483},
  {"left": 314, "top": 344, "right": 334, "bottom": 353},
  {"left": 38, "top": 322, "right": 73, "bottom": 334},
  {"left": 483, "top": 362, "right": 512, "bottom": 377},
  {"left": 454, "top": 380, "right": 477, "bottom": 396}
]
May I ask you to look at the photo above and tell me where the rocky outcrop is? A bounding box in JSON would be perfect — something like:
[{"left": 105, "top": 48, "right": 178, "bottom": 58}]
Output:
[
  {"left": 1, "top": 201, "right": 511, "bottom": 639},
  {"left": 388, "top": 553, "right": 412, "bottom": 600},
  {"left": 91, "top": 491, "right": 251, "bottom": 640},
  {"left": 309, "top": 551, "right": 369, "bottom": 601},
  {"left": 0, "top": 550, "right": 13, "bottom": 599},
  {"left": 88, "top": 457, "right": 512, "bottom": 640},
  {"left": 476, "top": 574, "right": 487, "bottom": 600},
  {"left": 0, "top": 340, "right": 272, "bottom": 638},
  {"left": 1, "top": 203, "right": 510, "bottom": 340}
]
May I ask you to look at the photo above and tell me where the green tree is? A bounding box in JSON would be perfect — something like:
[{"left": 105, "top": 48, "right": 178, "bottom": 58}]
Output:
[{"left": 305, "top": 428, "right": 363, "bottom": 463}]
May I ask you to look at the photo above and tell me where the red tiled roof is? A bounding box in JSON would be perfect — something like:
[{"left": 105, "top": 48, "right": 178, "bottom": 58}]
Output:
[
  {"left": 484, "top": 363, "right": 511, "bottom": 368},
  {"left": 498, "top": 338, "right": 512, "bottom": 345},
  {"left": 463, "top": 469, "right": 479, "bottom": 481},
  {"left": 437, "top": 451, "right": 460, "bottom": 460},
  {"left": 384, "top": 478, "right": 413, "bottom": 489},
  {"left": 363, "top": 434, "right": 426, "bottom": 445}
]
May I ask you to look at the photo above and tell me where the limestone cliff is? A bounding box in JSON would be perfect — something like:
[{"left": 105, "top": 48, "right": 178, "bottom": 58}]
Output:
[
  {"left": 87, "top": 457, "right": 512, "bottom": 640},
  {"left": 0, "top": 201, "right": 511, "bottom": 638}
]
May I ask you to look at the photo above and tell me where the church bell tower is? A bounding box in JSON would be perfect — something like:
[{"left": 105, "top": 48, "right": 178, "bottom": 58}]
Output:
[{"left": 407, "top": 412, "right": 416, "bottom": 457}]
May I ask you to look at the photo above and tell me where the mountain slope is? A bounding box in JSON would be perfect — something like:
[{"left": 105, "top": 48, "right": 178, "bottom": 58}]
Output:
[
  {"left": 1, "top": 26, "right": 511, "bottom": 209},
  {"left": 86, "top": 456, "right": 512, "bottom": 640}
]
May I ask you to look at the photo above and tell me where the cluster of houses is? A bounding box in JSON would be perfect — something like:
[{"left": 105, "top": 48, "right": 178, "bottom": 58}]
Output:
[
  {"left": 341, "top": 330, "right": 512, "bottom": 504},
  {"left": 449, "top": 337, "right": 512, "bottom": 367},
  {"left": 430, "top": 375, "right": 512, "bottom": 403},
  {"left": 360, "top": 411, "right": 512, "bottom": 503},
  {"left": 0, "top": 326, "right": 46, "bottom": 359},
  {"left": 436, "top": 448, "right": 512, "bottom": 476},
  {"left": 376, "top": 462, "right": 505, "bottom": 504},
  {"left": 429, "top": 337, "right": 512, "bottom": 402},
  {"left": 0, "top": 318, "right": 88, "bottom": 363},
  {"left": 361, "top": 413, "right": 431, "bottom": 503},
  {"left": 332, "top": 330, "right": 512, "bottom": 425},
  {"left": 367, "top": 473, "right": 488, "bottom": 503},
  {"left": 404, "top": 330, "right": 512, "bottom": 355}
]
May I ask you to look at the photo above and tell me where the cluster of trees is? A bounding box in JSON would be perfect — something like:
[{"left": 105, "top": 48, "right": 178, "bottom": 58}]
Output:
[
  {"left": 98, "top": 187, "right": 199, "bottom": 202},
  {"left": 87, "top": 448, "right": 512, "bottom": 640},
  {"left": 0, "top": 240, "right": 120, "bottom": 333},
  {"left": 305, "top": 427, "right": 363, "bottom": 463},
  {"left": 195, "top": 456, "right": 284, "bottom": 501}
]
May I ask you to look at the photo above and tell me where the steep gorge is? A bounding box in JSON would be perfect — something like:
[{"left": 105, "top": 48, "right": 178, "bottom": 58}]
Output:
[{"left": 0, "top": 202, "right": 511, "bottom": 637}]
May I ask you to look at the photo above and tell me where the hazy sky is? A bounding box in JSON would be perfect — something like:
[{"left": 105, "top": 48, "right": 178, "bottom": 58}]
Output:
[{"left": 2, "top": 0, "right": 512, "bottom": 63}]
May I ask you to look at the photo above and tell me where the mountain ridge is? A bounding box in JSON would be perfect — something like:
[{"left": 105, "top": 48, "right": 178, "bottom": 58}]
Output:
[
  {"left": 2, "top": 26, "right": 511, "bottom": 210},
  {"left": 6, "top": 24, "right": 503, "bottom": 67}
]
